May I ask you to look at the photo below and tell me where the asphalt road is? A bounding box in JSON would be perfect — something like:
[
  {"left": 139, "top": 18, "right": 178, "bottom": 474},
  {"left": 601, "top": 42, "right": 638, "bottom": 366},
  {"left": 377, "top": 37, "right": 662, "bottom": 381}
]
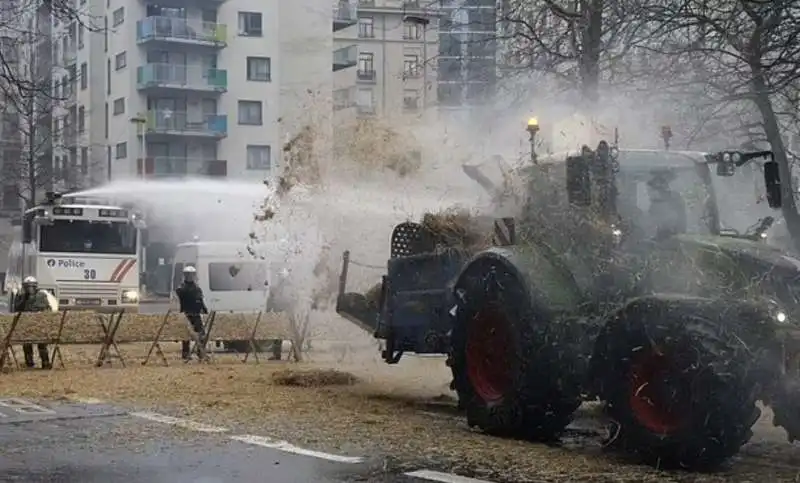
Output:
[{"left": 0, "top": 398, "right": 438, "bottom": 483}]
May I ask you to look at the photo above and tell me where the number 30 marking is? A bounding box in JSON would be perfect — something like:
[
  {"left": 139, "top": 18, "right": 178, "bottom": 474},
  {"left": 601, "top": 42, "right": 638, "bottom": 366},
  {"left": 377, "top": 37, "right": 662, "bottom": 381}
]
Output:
[{"left": 83, "top": 269, "right": 96, "bottom": 280}]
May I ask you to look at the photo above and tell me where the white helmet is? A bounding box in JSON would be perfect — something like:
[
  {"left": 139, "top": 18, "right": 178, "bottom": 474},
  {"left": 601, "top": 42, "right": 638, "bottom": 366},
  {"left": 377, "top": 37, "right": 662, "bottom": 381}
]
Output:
[
  {"left": 183, "top": 266, "right": 197, "bottom": 274},
  {"left": 22, "top": 276, "right": 37, "bottom": 286}
]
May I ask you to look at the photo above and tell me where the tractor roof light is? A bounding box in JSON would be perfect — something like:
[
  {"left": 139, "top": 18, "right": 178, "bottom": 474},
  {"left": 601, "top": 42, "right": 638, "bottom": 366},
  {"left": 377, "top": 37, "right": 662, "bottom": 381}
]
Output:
[{"left": 527, "top": 117, "right": 540, "bottom": 134}]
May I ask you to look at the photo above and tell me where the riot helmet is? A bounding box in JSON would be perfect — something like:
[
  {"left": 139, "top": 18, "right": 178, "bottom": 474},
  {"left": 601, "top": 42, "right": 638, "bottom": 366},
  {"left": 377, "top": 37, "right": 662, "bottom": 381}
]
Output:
[
  {"left": 22, "top": 276, "right": 38, "bottom": 295},
  {"left": 182, "top": 265, "right": 197, "bottom": 283}
]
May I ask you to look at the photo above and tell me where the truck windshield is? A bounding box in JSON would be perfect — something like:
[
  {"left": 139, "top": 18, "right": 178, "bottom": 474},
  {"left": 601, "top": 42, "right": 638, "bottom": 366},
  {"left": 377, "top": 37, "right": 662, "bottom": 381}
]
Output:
[
  {"left": 39, "top": 219, "right": 137, "bottom": 254},
  {"left": 208, "top": 262, "right": 267, "bottom": 292}
]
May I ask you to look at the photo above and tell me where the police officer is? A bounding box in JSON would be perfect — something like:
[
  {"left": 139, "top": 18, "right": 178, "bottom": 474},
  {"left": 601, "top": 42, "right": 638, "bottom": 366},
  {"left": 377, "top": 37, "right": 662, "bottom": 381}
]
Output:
[
  {"left": 175, "top": 266, "right": 208, "bottom": 361},
  {"left": 14, "top": 276, "right": 51, "bottom": 369}
]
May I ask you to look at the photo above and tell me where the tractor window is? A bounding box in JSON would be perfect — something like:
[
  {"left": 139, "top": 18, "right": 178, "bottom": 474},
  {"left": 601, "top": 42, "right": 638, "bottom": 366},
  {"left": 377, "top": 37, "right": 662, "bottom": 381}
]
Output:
[{"left": 617, "top": 168, "right": 714, "bottom": 238}]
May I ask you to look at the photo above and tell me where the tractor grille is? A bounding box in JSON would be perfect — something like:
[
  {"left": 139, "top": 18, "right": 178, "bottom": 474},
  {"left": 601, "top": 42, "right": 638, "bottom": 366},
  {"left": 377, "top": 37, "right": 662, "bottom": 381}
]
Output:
[{"left": 57, "top": 282, "right": 119, "bottom": 299}]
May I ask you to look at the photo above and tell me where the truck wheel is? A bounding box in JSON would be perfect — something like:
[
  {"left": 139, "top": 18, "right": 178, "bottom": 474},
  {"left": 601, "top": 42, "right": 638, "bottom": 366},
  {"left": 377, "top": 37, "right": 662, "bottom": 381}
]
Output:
[
  {"left": 595, "top": 297, "right": 760, "bottom": 470},
  {"left": 450, "top": 255, "right": 581, "bottom": 441}
]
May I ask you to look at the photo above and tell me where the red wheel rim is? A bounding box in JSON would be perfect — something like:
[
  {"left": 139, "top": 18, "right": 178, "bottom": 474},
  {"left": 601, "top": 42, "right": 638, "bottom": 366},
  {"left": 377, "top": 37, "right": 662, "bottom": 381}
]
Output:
[
  {"left": 466, "top": 304, "right": 513, "bottom": 404},
  {"left": 628, "top": 350, "right": 688, "bottom": 434}
]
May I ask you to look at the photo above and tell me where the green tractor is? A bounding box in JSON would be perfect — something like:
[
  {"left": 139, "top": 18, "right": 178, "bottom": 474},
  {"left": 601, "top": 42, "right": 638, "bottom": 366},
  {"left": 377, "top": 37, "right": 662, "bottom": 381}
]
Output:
[{"left": 336, "top": 138, "right": 800, "bottom": 470}]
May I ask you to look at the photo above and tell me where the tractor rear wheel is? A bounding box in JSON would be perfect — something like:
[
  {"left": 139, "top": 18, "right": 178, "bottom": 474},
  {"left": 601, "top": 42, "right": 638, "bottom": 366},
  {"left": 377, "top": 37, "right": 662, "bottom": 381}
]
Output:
[
  {"left": 595, "top": 297, "right": 760, "bottom": 470},
  {"left": 450, "top": 256, "right": 582, "bottom": 440}
]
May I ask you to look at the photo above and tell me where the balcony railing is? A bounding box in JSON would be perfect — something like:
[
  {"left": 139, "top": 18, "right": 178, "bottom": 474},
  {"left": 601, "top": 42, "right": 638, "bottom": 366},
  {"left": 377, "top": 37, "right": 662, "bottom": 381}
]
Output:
[
  {"left": 137, "top": 156, "right": 227, "bottom": 177},
  {"left": 357, "top": 69, "right": 376, "bottom": 82},
  {"left": 144, "top": 111, "right": 228, "bottom": 137},
  {"left": 333, "top": 45, "right": 357, "bottom": 71},
  {"left": 137, "top": 63, "right": 227, "bottom": 91},
  {"left": 137, "top": 16, "right": 227, "bottom": 45}
]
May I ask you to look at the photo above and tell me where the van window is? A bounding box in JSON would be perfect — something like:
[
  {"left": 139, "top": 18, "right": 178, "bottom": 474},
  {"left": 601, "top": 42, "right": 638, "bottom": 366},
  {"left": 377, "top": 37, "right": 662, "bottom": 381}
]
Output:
[{"left": 208, "top": 262, "right": 266, "bottom": 291}]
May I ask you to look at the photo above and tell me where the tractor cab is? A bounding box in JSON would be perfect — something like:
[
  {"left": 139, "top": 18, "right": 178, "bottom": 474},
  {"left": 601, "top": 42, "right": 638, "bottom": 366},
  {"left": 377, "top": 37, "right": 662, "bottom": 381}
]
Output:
[{"left": 536, "top": 143, "right": 781, "bottom": 244}]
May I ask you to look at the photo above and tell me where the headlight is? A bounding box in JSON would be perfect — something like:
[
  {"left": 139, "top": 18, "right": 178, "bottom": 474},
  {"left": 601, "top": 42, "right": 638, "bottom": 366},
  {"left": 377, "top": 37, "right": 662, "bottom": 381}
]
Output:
[
  {"left": 122, "top": 290, "right": 139, "bottom": 302},
  {"left": 723, "top": 152, "right": 731, "bottom": 162},
  {"left": 777, "top": 311, "right": 788, "bottom": 323}
]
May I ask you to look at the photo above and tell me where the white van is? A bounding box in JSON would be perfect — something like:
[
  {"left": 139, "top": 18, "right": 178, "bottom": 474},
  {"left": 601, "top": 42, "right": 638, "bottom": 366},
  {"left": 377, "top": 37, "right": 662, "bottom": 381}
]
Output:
[
  {"left": 170, "top": 241, "right": 270, "bottom": 313},
  {"left": 171, "top": 241, "right": 277, "bottom": 352}
]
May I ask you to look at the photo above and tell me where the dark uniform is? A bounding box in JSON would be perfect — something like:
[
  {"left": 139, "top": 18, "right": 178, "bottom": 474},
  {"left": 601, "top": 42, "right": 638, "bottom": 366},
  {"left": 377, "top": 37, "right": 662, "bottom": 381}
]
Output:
[
  {"left": 176, "top": 276, "right": 208, "bottom": 361},
  {"left": 14, "top": 280, "right": 51, "bottom": 369}
]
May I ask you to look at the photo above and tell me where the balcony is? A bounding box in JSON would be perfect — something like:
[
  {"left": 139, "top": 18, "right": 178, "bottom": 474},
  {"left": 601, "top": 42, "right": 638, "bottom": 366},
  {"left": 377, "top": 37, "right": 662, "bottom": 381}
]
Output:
[
  {"left": 142, "top": 111, "right": 228, "bottom": 139},
  {"left": 137, "top": 16, "right": 227, "bottom": 47},
  {"left": 333, "top": 0, "right": 358, "bottom": 32},
  {"left": 333, "top": 45, "right": 357, "bottom": 71},
  {"left": 357, "top": 69, "right": 376, "bottom": 83},
  {"left": 137, "top": 157, "right": 227, "bottom": 177},
  {"left": 137, "top": 64, "right": 227, "bottom": 93}
]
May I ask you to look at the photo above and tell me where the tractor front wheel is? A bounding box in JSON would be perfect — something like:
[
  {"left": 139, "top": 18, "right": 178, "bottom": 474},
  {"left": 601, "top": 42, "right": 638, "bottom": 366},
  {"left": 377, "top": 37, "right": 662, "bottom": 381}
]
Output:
[
  {"left": 595, "top": 297, "right": 760, "bottom": 470},
  {"left": 450, "top": 255, "right": 581, "bottom": 440}
]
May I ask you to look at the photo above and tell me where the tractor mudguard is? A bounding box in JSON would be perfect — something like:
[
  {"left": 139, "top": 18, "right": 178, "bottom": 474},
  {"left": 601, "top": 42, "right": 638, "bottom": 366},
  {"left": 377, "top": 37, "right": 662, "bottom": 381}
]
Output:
[{"left": 453, "top": 246, "right": 584, "bottom": 314}]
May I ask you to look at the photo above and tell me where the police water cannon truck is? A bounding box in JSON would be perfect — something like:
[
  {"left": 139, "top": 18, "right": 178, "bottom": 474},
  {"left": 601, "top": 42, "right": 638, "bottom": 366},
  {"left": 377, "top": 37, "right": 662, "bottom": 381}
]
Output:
[{"left": 4, "top": 191, "right": 146, "bottom": 312}]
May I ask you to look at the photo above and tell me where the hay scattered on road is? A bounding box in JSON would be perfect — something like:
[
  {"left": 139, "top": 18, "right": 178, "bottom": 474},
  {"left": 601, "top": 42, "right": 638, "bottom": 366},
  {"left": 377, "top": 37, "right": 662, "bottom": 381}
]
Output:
[{"left": 271, "top": 368, "right": 358, "bottom": 387}]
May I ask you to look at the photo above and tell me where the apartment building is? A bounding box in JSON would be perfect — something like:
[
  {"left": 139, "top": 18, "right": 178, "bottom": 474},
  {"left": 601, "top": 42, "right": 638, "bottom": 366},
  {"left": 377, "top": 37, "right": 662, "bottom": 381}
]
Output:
[
  {"left": 341, "top": 0, "right": 438, "bottom": 118},
  {"left": 48, "top": 0, "right": 281, "bottom": 182},
  {"left": 437, "top": 0, "right": 498, "bottom": 109}
]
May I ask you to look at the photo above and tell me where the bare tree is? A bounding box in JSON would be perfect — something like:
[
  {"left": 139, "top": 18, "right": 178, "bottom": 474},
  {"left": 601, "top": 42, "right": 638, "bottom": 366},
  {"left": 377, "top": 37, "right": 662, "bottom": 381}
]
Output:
[
  {"left": 0, "top": 0, "right": 98, "bottom": 102},
  {"left": 634, "top": 0, "right": 800, "bottom": 248},
  {"left": 498, "top": 0, "right": 642, "bottom": 104}
]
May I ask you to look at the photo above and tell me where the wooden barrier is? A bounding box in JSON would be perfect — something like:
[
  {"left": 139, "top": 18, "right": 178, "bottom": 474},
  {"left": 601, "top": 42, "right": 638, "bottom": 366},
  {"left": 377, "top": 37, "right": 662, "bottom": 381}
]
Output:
[{"left": 0, "top": 309, "right": 292, "bottom": 371}]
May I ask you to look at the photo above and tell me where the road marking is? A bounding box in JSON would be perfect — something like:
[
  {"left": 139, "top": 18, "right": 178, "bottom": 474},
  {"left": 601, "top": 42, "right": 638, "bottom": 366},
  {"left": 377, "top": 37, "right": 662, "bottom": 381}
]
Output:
[
  {"left": 72, "top": 397, "right": 106, "bottom": 404},
  {"left": 230, "top": 434, "right": 364, "bottom": 464},
  {"left": 0, "top": 398, "right": 56, "bottom": 415},
  {"left": 405, "top": 470, "right": 495, "bottom": 483},
  {"left": 130, "top": 411, "right": 229, "bottom": 433}
]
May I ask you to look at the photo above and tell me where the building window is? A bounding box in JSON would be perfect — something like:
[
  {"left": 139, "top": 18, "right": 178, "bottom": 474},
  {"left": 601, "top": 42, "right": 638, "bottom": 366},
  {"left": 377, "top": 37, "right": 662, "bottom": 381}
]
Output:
[
  {"left": 403, "top": 89, "right": 419, "bottom": 110},
  {"left": 115, "top": 142, "right": 127, "bottom": 159},
  {"left": 237, "top": 100, "right": 262, "bottom": 125},
  {"left": 112, "top": 97, "right": 124, "bottom": 115},
  {"left": 356, "top": 88, "right": 374, "bottom": 112},
  {"left": 246, "top": 57, "right": 271, "bottom": 82},
  {"left": 403, "top": 54, "right": 420, "bottom": 77},
  {"left": 112, "top": 7, "right": 124, "bottom": 27},
  {"left": 80, "top": 147, "right": 88, "bottom": 175},
  {"left": 358, "top": 52, "right": 374, "bottom": 73},
  {"left": 81, "top": 62, "right": 89, "bottom": 91},
  {"left": 238, "top": 12, "right": 262, "bottom": 37},
  {"left": 403, "top": 21, "right": 422, "bottom": 40},
  {"left": 80, "top": 62, "right": 87, "bottom": 90},
  {"left": 115, "top": 51, "right": 126, "bottom": 70},
  {"left": 78, "top": 106, "right": 85, "bottom": 132},
  {"left": 358, "top": 17, "right": 374, "bottom": 38},
  {"left": 246, "top": 145, "right": 271, "bottom": 170},
  {"left": 78, "top": 24, "right": 85, "bottom": 49}
]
